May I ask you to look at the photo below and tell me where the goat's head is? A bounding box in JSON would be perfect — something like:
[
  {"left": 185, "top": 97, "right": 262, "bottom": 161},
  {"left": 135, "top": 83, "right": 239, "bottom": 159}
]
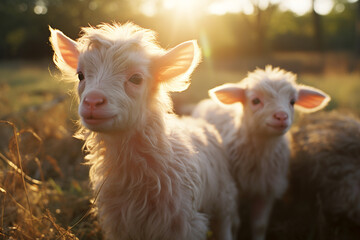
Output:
[
  {"left": 49, "top": 23, "right": 201, "bottom": 133},
  {"left": 209, "top": 66, "right": 330, "bottom": 136}
]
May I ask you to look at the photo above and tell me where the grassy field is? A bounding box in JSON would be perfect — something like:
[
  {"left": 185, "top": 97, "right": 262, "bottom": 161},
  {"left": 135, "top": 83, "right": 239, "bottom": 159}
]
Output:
[{"left": 0, "top": 57, "right": 359, "bottom": 239}]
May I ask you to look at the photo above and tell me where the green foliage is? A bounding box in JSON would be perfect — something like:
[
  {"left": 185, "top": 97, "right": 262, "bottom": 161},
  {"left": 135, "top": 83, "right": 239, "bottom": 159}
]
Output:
[
  {"left": 323, "top": 5, "right": 357, "bottom": 50},
  {"left": 0, "top": 0, "right": 138, "bottom": 59}
]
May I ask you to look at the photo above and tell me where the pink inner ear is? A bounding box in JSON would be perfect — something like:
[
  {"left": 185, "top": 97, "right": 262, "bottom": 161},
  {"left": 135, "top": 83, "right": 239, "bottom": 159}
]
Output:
[
  {"left": 296, "top": 89, "right": 327, "bottom": 109},
  {"left": 155, "top": 41, "right": 198, "bottom": 81},
  {"left": 57, "top": 32, "right": 79, "bottom": 69},
  {"left": 210, "top": 85, "right": 246, "bottom": 105}
]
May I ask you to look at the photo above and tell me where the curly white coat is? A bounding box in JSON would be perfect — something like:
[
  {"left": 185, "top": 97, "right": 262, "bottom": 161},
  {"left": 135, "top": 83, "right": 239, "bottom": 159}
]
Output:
[
  {"left": 193, "top": 66, "right": 330, "bottom": 240},
  {"left": 49, "top": 22, "right": 239, "bottom": 240}
]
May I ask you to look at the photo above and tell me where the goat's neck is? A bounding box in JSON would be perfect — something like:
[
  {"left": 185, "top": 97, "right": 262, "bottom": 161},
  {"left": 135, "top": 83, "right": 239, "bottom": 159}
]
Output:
[
  {"left": 99, "top": 108, "right": 170, "bottom": 170},
  {"left": 87, "top": 110, "right": 179, "bottom": 214},
  {"left": 238, "top": 123, "right": 287, "bottom": 155}
]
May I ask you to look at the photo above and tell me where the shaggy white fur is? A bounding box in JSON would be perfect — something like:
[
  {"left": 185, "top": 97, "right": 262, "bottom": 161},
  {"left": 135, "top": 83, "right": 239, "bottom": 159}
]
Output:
[
  {"left": 290, "top": 111, "right": 360, "bottom": 225},
  {"left": 193, "top": 66, "right": 330, "bottom": 240},
  {"left": 49, "top": 23, "right": 239, "bottom": 240}
]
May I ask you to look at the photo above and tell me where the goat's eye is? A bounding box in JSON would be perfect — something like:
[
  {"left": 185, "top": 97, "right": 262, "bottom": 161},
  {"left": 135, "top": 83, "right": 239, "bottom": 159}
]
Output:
[
  {"left": 290, "top": 99, "right": 296, "bottom": 106},
  {"left": 77, "top": 72, "right": 85, "bottom": 81},
  {"left": 252, "top": 98, "right": 261, "bottom": 105},
  {"left": 128, "top": 73, "right": 143, "bottom": 85}
]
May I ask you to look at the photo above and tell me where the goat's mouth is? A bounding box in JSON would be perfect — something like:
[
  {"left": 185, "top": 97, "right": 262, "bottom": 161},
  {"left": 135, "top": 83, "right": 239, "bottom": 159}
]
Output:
[
  {"left": 266, "top": 123, "right": 289, "bottom": 132},
  {"left": 82, "top": 115, "right": 115, "bottom": 126}
]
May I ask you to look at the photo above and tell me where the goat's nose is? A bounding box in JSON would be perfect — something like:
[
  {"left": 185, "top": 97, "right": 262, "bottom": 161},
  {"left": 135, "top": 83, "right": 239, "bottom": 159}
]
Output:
[
  {"left": 274, "top": 111, "right": 288, "bottom": 121},
  {"left": 84, "top": 91, "right": 107, "bottom": 109}
]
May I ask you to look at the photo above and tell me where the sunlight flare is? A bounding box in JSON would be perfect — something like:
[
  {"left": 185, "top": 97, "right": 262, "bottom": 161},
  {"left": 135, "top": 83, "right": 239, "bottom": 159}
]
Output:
[{"left": 140, "top": 0, "right": 338, "bottom": 16}]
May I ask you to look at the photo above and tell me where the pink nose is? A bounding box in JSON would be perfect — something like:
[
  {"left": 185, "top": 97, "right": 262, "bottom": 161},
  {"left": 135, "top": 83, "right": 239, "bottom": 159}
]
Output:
[
  {"left": 273, "top": 111, "right": 288, "bottom": 121},
  {"left": 83, "top": 91, "right": 107, "bottom": 109}
]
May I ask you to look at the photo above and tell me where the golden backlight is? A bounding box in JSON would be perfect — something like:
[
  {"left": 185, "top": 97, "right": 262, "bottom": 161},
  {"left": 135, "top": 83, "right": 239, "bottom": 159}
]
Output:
[{"left": 140, "top": 0, "right": 335, "bottom": 17}]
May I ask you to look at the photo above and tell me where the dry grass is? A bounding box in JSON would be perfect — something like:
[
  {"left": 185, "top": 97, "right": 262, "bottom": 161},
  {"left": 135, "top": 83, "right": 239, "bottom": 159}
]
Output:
[{"left": 0, "top": 107, "right": 101, "bottom": 239}]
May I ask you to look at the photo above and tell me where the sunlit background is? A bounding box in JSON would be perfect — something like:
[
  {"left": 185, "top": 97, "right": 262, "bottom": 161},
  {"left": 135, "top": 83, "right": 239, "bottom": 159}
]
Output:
[
  {"left": 1, "top": 0, "right": 359, "bottom": 103},
  {"left": 0, "top": 0, "right": 360, "bottom": 239},
  {"left": 1, "top": 0, "right": 360, "bottom": 130},
  {"left": 1, "top": 0, "right": 359, "bottom": 59}
]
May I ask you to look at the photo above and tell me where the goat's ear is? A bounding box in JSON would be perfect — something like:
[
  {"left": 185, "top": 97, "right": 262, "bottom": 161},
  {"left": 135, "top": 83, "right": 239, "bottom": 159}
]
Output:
[
  {"left": 49, "top": 26, "right": 79, "bottom": 70},
  {"left": 209, "top": 84, "right": 246, "bottom": 105},
  {"left": 153, "top": 40, "right": 201, "bottom": 92},
  {"left": 295, "top": 86, "right": 330, "bottom": 112}
]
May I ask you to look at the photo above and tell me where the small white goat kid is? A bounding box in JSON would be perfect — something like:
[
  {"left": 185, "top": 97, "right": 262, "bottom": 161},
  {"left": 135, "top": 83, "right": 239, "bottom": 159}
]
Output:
[
  {"left": 49, "top": 23, "right": 239, "bottom": 240},
  {"left": 193, "top": 66, "right": 330, "bottom": 240}
]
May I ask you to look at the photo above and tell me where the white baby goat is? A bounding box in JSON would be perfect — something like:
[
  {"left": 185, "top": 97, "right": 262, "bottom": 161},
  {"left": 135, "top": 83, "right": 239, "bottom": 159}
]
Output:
[
  {"left": 49, "top": 23, "right": 239, "bottom": 240},
  {"left": 193, "top": 66, "right": 330, "bottom": 240}
]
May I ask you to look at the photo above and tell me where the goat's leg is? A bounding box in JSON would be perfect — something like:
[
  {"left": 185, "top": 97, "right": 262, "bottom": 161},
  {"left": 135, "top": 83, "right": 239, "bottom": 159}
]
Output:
[{"left": 250, "top": 196, "right": 274, "bottom": 240}]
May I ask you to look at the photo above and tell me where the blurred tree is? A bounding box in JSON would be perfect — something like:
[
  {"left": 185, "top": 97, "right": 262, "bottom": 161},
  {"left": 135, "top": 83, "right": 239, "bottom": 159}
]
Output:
[
  {"left": 269, "top": 11, "right": 314, "bottom": 51},
  {"left": 356, "top": 0, "right": 360, "bottom": 56},
  {"left": 0, "top": 0, "right": 146, "bottom": 59},
  {"left": 331, "top": 0, "right": 359, "bottom": 55},
  {"left": 323, "top": 1, "right": 356, "bottom": 51},
  {"left": 246, "top": 0, "right": 279, "bottom": 55},
  {"left": 46, "top": 0, "right": 142, "bottom": 36},
  {"left": 0, "top": 0, "right": 358, "bottom": 59},
  {"left": 312, "top": 0, "right": 324, "bottom": 52}
]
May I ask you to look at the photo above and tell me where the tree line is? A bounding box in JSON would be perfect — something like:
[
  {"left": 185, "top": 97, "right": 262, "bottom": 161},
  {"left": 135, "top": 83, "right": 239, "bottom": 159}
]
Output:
[{"left": 0, "top": 0, "right": 359, "bottom": 60}]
